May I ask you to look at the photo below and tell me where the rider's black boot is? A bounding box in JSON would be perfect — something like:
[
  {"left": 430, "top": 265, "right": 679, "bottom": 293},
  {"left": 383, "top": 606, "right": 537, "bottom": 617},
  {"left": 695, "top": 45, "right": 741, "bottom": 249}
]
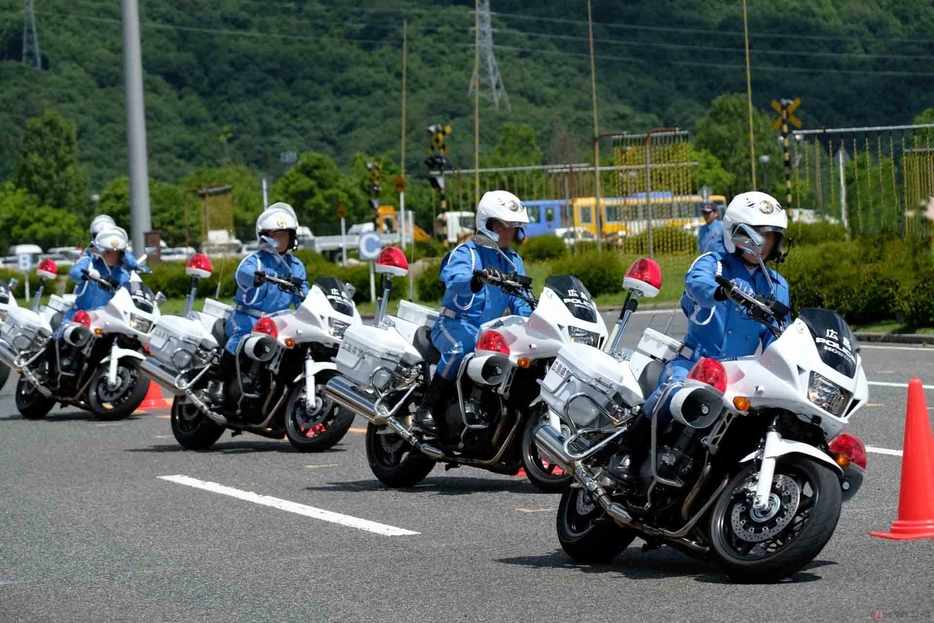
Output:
[
  {"left": 415, "top": 376, "right": 454, "bottom": 434},
  {"left": 207, "top": 350, "right": 237, "bottom": 406},
  {"left": 607, "top": 414, "right": 652, "bottom": 485}
]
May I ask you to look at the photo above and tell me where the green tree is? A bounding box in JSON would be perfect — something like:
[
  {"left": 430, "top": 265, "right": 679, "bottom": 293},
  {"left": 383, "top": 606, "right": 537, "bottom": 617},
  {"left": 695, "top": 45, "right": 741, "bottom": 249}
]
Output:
[
  {"left": 13, "top": 110, "right": 90, "bottom": 218},
  {"left": 694, "top": 94, "right": 783, "bottom": 197},
  {"left": 485, "top": 124, "right": 543, "bottom": 168},
  {"left": 912, "top": 107, "right": 934, "bottom": 146},
  {"left": 98, "top": 176, "right": 187, "bottom": 247},
  {"left": 689, "top": 144, "right": 735, "bottom": 195},
  {"left": 270, "top": 153, "right": 365, "bottom": 235},
  {"left": 181, "top": 165, "right": 264, "bottom": 244},
  {"left": 0, "top": 183, "right": 84, "bottom": 253}
]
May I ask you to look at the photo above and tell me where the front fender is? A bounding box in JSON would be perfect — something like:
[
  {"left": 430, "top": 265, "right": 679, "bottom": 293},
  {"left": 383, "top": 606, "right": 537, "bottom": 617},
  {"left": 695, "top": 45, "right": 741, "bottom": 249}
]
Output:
[
  {"left": 291, "top": 361, "right": 337, "bottom": 384},
  {"left": 100, "top": 347, "right": 146, "bottom": 365},
  {"left": 740, "top": 438, "right": 843, "bottom": 476}
]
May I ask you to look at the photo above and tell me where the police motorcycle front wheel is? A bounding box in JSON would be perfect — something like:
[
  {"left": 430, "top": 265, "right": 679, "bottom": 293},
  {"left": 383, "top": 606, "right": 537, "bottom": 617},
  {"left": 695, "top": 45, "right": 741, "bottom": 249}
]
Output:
[
  {"left": 88, "top": 359, "right": 151, "bottom": 421},
  {"left": 520, "top": 408, "right": 573, "bottom": 493},
  {"left": 170, "top": 394, "right": 224, "bottom": 450},
  {"left": 15, "top": 375, "right": 56, "bottom": 420},
  {"left": 556, "top": 486, "right": 636, "bottom": 563},
  {"left": 284, "top": 370, "right": 355, "bottom": 453}
]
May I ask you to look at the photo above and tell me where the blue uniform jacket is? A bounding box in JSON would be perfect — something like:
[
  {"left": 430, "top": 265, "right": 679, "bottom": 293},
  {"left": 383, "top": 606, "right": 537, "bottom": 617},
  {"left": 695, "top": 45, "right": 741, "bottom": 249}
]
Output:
[
  {"left": 68, "top": 254, "right": 130, "bottom": 314},
  {"left": 224, "top": 248, "right": 309, "bottom": 354},
  {"left": 697, "top": 219, "right": 726, "bottom": 255},
  {"left": 437, "top": 240, "right": 532, "bottom": 324},
  {"left": 678, "top": 251, "right": 789, "bottom": 359}
]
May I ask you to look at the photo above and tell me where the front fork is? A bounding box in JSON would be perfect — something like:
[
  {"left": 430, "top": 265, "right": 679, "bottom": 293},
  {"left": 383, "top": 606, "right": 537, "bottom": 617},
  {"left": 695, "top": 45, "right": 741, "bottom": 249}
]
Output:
[
  {"left": 108, "top": 342, "right": 120, "bottom": 388},
  {"left": 753, "top": 429, "right": 781, "bottom": 512},
  {"left": 305, "top": 355, "right": 317, "bottom": 408}
]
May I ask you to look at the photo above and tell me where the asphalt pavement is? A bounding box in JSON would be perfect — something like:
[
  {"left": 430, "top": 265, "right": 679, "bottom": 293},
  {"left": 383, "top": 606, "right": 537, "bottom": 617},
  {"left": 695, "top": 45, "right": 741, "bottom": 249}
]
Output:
[{"left": 1, "top": 313, "right": 933, "bottom": 622}]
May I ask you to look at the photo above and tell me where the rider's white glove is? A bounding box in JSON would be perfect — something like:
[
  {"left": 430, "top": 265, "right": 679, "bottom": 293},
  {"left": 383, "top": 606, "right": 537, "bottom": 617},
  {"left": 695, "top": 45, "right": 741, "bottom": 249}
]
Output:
[{"left": 87, "top": 268, "right": 101, "bottom": 281}]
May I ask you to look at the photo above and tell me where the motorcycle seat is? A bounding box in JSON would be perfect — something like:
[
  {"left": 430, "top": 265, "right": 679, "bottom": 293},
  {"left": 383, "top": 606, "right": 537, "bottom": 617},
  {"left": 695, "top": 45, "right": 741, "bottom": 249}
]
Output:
[
  {"left": 211, "top": 318, "right": 228, "bottom": 348},
  {"left": 413, "top": 326, "right": 441, "bottom": 365}
]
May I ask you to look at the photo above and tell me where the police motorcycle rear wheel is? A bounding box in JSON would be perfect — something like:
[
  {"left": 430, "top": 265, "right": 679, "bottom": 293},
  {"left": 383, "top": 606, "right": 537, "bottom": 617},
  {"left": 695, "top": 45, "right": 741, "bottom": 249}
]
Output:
[
  {"left": 15, "top": 375, "right": 56, "bottom": 420},
  {"left": 88, "top": 359, "right": 151, "bottom": 421},
  {"left": 170, "top": 394, "right": 224, "bottom": 450},
  {"left": 556, "top": 486, "right": 636, "bottom": 563},
  {"left": 0, "top": 362, "right": 11, "bottom": 393},
  {"left": 365, "top": 421, "right": 436, "bottom": 488},
  {"left": 284, "top": 370, "right": 355, "bottom": 452}
]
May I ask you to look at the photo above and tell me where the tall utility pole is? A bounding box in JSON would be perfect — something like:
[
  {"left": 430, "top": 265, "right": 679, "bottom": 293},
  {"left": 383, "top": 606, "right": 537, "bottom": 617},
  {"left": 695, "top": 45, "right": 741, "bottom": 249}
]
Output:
[
  {"left": 22, "top": 0, "right": 41, "bottom": 69},
  {"left": 587, "top": 1, "right": 603, "bottom": 249},
  {"left": 742, "top": 0, "right": 757, "bottom": 190},
  {"left": 468, "top": 0, "right": 509, "bottom": 111},
  {"left": 473, "top": 0, "right": 481, "bottom": 202},
  {"left": 121, "top": 0, "right": 152, "bottom": 255}
]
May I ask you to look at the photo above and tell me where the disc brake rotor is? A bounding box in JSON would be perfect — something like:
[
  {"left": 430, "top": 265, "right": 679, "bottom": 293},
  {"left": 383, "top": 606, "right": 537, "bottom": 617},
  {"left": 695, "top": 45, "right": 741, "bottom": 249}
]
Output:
[
  {"left": 575, "top": 490, "right": 596, "bottom": 516},
  {"left": 730, "top": 474, "right": 802, "bottom": 543},
  {"left": 98, "top": 367, "right": 133, "bottom": 402}
]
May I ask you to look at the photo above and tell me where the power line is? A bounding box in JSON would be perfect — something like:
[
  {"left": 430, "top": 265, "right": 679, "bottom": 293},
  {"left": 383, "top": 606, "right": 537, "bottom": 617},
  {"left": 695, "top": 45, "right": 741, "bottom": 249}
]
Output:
[
  {"left": 484, "top": 9, "right": 934, "bottom": 46},
  {"left": 492, "top": 28, "right": 934, "bottom": 62}
]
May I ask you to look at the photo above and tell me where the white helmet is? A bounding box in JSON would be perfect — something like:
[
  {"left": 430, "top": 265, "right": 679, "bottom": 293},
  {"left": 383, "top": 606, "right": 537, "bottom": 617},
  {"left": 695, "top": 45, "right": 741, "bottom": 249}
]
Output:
[
  {"left": 475, "top": 190, "right": 530, "bottom": 243},
  {"left": 92, "top": 227, "right": 128, "bottom": 253},
  {"left": 255, "top": 202, "right": 299, "bottom": 249},
  {"left": 90, "top": 215, "right": 116, "bottom": 237},
  {"left": 722, "top": 191, "right": 789, "bottom": 262}
]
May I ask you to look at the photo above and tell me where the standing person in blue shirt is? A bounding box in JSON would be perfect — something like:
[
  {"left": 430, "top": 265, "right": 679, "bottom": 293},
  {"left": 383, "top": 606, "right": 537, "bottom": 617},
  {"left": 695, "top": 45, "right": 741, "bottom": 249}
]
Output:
[
  {"left": 86, "top": 215, "right": 149, "bottom": 273},
  {"left": 206, "top": 202, "right": 309, "bottom": 405},
  {"left": 697, "top": 202, "right": 726, "bottom": 255},
  {"left": 416, "top": 190, "right": 532, "bottom": 434},
  {"left": 608, "top": 191, "right": 791, "bottom": 484}
]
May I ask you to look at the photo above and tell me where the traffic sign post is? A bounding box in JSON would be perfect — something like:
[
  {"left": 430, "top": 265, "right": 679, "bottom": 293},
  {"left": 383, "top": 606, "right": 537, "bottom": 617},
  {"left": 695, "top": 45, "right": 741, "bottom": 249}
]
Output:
[
  {"left": 17, "top": 253, "right": 31, "bottom": 302},
  {"left": 772, "top": 97, "right": 801, "bottom": 218},
  {"left": 337, "top": 205, "right": 348, "bottom": 266},
  {"left": 358, "top": 231, "right": 382, "bottom": 303}
]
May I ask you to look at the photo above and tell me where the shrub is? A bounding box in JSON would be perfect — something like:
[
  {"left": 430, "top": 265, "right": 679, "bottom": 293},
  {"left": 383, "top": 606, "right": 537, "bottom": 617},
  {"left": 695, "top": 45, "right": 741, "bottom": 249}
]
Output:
[
  {"left": 521, "top": 235, "right": 567, "bottom": 262},
  {"left": 898, "top": 270, "right": 934, "bottom": 328},
  {"left": 415, "top": 259, "right": 444, "bottom": 302},
  {"left": 559, "top": 249, "right": 626, "bottom": 297},
  {"left": 413, "top": 238, "right": 447, "bottom": 259},
  {"left": 786, "top": 221, "right": 847, "bottom": 247},
  {"left": 622, "top": 226, "right": 695, "bottom": 256}
]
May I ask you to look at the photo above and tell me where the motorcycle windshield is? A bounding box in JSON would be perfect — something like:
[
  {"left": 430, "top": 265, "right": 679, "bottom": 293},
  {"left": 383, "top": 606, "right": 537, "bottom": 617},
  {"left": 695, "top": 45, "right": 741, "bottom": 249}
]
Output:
[
  {"left": 798, "top": 308, "right": 858, "bottom": 378},
  {"left": 314, "top": 277, "right": 354, "bottom": 317},
  {"left": 544, "top": 275, "right": 598, "bottom": 323},
  {"left": 0, "top": 279, "right": 9, "bottom": 305},
  {"left": 125, "top": 282, "right": 155, "bottom": 314}
]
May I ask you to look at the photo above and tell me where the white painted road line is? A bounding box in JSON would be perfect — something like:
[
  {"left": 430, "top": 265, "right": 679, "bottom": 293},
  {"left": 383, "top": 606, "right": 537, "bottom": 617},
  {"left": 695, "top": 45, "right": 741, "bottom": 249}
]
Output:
[
  {"left": 866, "top": 446, "right": 904, "bottom": 457},
  {"left": 860, "top": 345, "right": 934, "bottom": 352},
  {"left": 868, "top": 381, "right": 934, "bottom": 390},
  {"left": 159, "top": 475, "right": 419, "bottom": 537}
]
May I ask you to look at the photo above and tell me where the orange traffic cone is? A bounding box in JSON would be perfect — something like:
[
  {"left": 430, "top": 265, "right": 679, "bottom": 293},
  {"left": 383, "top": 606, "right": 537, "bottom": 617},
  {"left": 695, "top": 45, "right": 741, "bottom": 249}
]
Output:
[
  {"left": 870, "top": 377, "right": 934, "bottom": 541},
  {"left": 514, "top": 467, "right": 527, "bottom": 479},
  {"left": 136, "top": 380, "right": 171, "bottom": 413}
]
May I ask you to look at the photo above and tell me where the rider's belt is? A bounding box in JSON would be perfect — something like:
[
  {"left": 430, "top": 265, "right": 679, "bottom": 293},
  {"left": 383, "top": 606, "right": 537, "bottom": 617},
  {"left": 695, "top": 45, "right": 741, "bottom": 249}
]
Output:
[
  {"left": 234, "top": 304, "right": 264, "bottom": 319},
  {"left": 439, "top": 307, "right": 459, "bottom": 319},
  {"left": 678, "top": 344, "right": 696, "bottom": 360}
]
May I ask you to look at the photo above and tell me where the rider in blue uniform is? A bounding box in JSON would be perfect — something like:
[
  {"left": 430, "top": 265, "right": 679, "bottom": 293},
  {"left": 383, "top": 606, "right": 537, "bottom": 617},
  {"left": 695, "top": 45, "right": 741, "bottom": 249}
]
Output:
[
  {"left": 207, "top": 202, "right": 309, "bottom": 405},
  {"left": 697, "top": 202, "right": 726, "bottom": 255},
  {"left": 609, "top": 191, "right": 791, "bottom": 484},
  {"left": 86, "top": 215, "right": 148, "bottom": 273},
  {"left": 65, "top": 228, "right": 132, "bottom": 326},
  {"left": 417, "top": 190, "right": 533, "bottom": 433}
]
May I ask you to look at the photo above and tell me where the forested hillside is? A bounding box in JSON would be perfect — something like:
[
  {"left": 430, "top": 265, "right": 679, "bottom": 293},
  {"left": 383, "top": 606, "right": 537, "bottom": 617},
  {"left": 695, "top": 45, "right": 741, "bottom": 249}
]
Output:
[{"left": 2, "top": 0, "right": 932, "bottom": 188}]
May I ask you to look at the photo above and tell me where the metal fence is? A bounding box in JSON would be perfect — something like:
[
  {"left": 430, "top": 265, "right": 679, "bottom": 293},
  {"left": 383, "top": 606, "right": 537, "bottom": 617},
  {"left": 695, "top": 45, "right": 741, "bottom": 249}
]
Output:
[{"left": 790, "top": 123, "right": 934, "bottom": 237}]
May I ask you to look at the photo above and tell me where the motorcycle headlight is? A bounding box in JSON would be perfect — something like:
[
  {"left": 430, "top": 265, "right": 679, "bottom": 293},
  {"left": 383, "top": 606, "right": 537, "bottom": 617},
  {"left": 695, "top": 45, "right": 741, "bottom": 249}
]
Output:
[
  {"left": 130, "top": 314, "right": 153, "bottom": 334},
  {"left": 568, "top": 327, "right": 599, "bottom": 347},
  {"left": 328, "top": 318, "right": 349, "bottom": 338},
  {"left": 808, "top": 371, "right": 849, "bottom": 416}
]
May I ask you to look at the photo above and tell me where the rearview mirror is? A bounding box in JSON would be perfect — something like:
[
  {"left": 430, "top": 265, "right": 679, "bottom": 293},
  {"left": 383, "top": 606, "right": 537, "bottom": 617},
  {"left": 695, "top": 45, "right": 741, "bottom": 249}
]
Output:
[
  {"left": 731, "top": 223, "right": 765, "bottom": 257},
  {"left": 155, "top": 291, "right": 167, "bottom": 308}
]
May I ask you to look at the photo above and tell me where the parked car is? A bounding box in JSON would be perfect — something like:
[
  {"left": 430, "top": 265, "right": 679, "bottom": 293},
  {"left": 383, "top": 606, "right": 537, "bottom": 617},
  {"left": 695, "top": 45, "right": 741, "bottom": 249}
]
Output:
[{"left": 554, "top": 227, "right": 597, "bottom": 246}]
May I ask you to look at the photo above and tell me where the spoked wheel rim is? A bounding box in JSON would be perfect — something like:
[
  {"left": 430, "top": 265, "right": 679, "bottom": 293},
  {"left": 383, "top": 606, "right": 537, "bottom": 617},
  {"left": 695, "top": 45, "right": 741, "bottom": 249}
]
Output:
[
  {"left": 370, "top": 426, "right": 414, "bottom": 468},
  {"left": 713, "top": 465, "right": 820, "bottom": 562},
  {"left": 173, "top": 396, "right": 204, "bottom": 434},
  {"left": 93, "top": 366, "right": 136, "bottom": 410},
  {"left": 562, "top": 487, "right": 604, "bottom": 537},
  {"left": 288, "top": 388, "right": 337, "bottom": 439},
  {"left": 525, "top": 432, "right": 567, "bottom": 480}
]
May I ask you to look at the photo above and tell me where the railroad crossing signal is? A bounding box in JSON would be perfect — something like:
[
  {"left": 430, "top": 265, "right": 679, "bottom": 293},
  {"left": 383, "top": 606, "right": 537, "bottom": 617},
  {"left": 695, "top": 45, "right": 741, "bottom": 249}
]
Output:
[
  {"left": 772, "top": 98, "right": 802, "bottom": 131},
  {"left": 427, "top": 124, "right": 452, "bottom": 155}
]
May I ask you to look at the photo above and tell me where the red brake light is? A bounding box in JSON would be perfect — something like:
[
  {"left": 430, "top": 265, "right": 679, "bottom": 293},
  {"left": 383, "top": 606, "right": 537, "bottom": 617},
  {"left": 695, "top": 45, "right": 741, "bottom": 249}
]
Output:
[
  {"left": 477, "top": 330, "right": 510, "bottom": 355},
  {"left": 623, "top": 257, "right": 662, "bottom": 297},
  {"left": 829, "top": 433, "right": 867, "bottom": 470},
  {"left": 72, "top": 310, "right": 92, "bottom": 328},
  {"left": 375, "top": 246, "right": 409, "bottom": 277},
  {"left": 253, "top": 317, "right": 278, "bottom": 339},
  {"left": 688, "top": 357, "right": 727, "bottom": 393},
  {"left": 36, "top": 258, "right": 58, "bottom": 280},
  {"left": 186, "top": 253, "right": 213, "bottom": 279}
]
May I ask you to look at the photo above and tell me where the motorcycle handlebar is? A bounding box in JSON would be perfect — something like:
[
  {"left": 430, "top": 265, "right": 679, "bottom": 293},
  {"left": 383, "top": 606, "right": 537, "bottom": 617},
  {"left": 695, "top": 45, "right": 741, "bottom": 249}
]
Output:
[
  {"left": 715, "top": 275, "right": 784, "bottom": 337},
  {"left": 254, "top": 270, "right": 303, "bottom": 294}
]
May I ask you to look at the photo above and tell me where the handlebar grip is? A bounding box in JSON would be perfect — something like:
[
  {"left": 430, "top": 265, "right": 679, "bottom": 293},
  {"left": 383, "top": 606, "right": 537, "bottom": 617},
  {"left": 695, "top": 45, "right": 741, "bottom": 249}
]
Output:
[
  {"left": 714, "top": 275, "right": 731, "bottom": 288},
  {"left": 253, "top": 271, "right": 267, "bottom": 288},
  {"left": 516, "top": 275, "right": 532, "bottom": 288}
]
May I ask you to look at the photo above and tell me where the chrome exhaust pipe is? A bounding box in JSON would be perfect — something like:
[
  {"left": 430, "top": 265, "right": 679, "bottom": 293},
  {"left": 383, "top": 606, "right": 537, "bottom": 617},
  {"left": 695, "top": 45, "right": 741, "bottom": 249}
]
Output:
[
  {"left": 323, "top": 375, "right": 445, "bottom": 461},
  {"left": 139, "top": 357, "right": 227, "bottom": 426},
  {"left": 140, "top": 357, "right": 185, "bottom": 396},
  {"left": 0, "top": 339, "right": 21, "bottom": 371},
  {"left": 533, "top": 423, "right": 574, "bottom": 473}
]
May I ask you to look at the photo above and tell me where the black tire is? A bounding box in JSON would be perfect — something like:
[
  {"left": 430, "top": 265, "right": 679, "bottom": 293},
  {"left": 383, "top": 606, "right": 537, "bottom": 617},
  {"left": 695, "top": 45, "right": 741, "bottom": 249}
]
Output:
[
  {"left": 708, "top": 457, "right": 842, "bottom": 583},
  {"left": 557, "top": 487, "right": 636, "bottom": 563},
  {"left": 15, "top": 375, "right": 55, "bottom": 420},
  {"left": 88, "top": 359, "right": 151, "bottom": 421},
  {"left": 365, "top": 421, "right": 435, "bottom": 488},
  {"left": 520, "top": 412, "right": 572, "bottom": 493},
  {"left": 170, "top": 394, "right": 224, "bottom": 450},
  {"left": 284, "top": 372, "right": 355, "bottom": 452},
  {"left": 0, "top": 362, "right": 11, "bottom": 393}
]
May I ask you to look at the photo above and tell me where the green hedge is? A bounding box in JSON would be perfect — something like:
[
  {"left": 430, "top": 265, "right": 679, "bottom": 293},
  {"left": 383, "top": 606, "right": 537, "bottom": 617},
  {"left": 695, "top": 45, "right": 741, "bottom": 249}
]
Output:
[
  {"left": 415, "top": 259, "right": 444, "bottom": 302},
  {"left": 785, "top": 222, "right": 847, "bottom": 247},
  {"left": 521, "top": 235, "right": 567, "bottom": 262},
  {"left": 621, "top": 226, "right": 696, "bottom": 256},
  {"left": 559, "top": 249, "right": 627, "bottom": 298}
]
